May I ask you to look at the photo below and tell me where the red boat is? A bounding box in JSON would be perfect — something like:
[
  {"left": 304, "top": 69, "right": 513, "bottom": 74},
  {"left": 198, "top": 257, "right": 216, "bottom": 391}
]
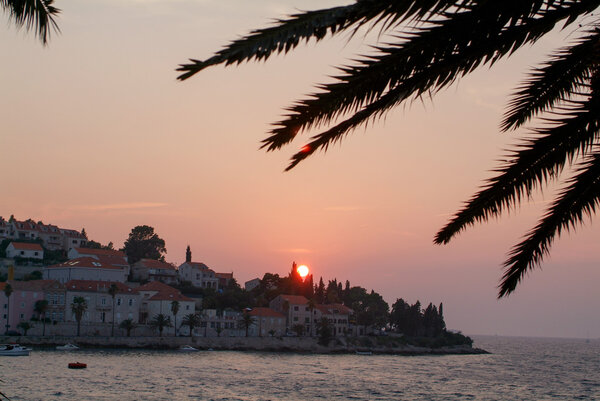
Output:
[{"left": 68, "top": 362, "right": 87, "bottom": 369}]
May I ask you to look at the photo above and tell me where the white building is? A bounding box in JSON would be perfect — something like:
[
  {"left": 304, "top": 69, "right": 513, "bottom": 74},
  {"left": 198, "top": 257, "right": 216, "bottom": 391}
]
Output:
[
  {"left": 136, "top": 281, "right": 195, "bottom": 334},
  {"left": 44, "top": 257, "right": 128, "bottom": 283},
  {"left": 177, "top": 247, "right": 219, "bottom": 290},
  {"left": 5, "top": 242, "right": 44, "bottom": 260}
]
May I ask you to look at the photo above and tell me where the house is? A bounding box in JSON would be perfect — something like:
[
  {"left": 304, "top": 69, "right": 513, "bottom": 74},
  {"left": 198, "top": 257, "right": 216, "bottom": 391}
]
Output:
[
  {"left": 0, "top": 280, "right": 59, "bottom": 333},
  {"left": 64, "top": 280, "right": 139, "bottom": 326},
  {"left": 0, "top": 217, "right": 10, "bottom": 241},
  {"left": 44, "top": 257, "right": 129, "bottom": 283},
  {"left": 215, "top": 272, "right": 234, "bottom": 288},
  {"left": 269, "top": 294, "right": 311, "bottom": 335},
  {"left": 244, "top": 278, "right": 260, "bottom": 292},
  {"left": 136, "top": 281, "right": 195, "bottom": 334},
  {"left": 131, "top": 259, "right": 178, "bottom": 285},
  {"left": 313, "top": 303, "right": 354, "bottom": 337},
  {"left": 5, "top": 242, "right": 44, "bottom": 260},
  {"left": 60, "top": 229, "right": 87, "bottom": 251},
  {"left": 177, "top": 247, "right": 219, "bottom": 290},
  {"left": 201, "top": 309, "right": 242, "bottom": 337},
  {"left": 0, "top": 216, "right": 86, "bottom": 252},
  {"left": 247, "top": 307, "right": 286, "bottom": 337}
]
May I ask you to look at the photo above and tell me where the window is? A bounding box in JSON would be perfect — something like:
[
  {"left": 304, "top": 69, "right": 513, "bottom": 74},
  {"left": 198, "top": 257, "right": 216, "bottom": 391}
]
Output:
[
  {"left": 128, "top": 313, "right": 132, "bottom": 319},
  {"left": 117, "top": 298, "right": 122, "bottom": 306},
  {"left": 20, "top": 251, "right": 25, "bottom": 255},
  {"left": 293, "top": 306, "right": 299, "bottom": 311},
  {"left": 33, "top": 292, "right": 38, "bottom": 298},
  {"left": 72, "top": 239, "right": 77, "bottom": 244},
  {"left": 101, "top": 312, "right": 106, "bottom": 322},
  {"left": 101, "top": 298, "right": 106, "bottom": 305},
  {"left": 305, "top": 307, "right": 309, "bottom": 311},
  {"left": 19, "top": 313, "right": 25, "bottom": 319},
  {"left": 293, "top": 317, "right": 298, "bottom": 322},
  {"left": 128, "top": 299, "right": 133, "bottom": 306},
  {"left": 186, "top": 305, "right": 190, "bottom": 310},
  {"left": 34, "top": 252, "right": 39, "bottom": 256},
  {"left": 21, "top": 302, "right": 25, "bottom": 308},
  {"left": 59, "top": 294, "right": 65, "bottom": 304},
  {"left": 305, "top": 318, "right": 310, "bottom": 323}
]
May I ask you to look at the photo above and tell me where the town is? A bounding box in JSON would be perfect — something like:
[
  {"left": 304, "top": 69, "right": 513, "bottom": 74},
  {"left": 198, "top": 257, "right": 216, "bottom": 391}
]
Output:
[{"left": 0, "top": 215, "right": 471, "bottom": 350}]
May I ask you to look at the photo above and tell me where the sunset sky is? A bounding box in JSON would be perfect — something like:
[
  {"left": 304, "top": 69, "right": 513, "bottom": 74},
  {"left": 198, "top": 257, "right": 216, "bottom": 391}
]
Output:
[{"left": 2, "top": 0, "right": 598, "bottom": 338}]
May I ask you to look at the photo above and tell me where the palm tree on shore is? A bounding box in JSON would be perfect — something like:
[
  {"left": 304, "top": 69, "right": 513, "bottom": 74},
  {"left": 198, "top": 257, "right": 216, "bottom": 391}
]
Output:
[
  {"left": 3, "top": 284, "right": 13, "bottom": 334},
  {"left": 108, "top": 284, "right": 119, "bottom": 337},
  {"left": 170, "top": 300, "right": 180, "bottom": 337},
  {"left": 181, "top": 313, "right": 201, "bottom": 338},
  {"left": 119, "top": 319, "right": 137, "bottom": 337},
  {"left": 179, "top": 0, "right": 600, "bottom": 297},
  {"left": 71, "top": 296, "right": 87, "bottom": 337},
  {"left": 34, "top": 299, "right": 49, "bottom": 336},
  {"left": 149, "top": 313, "right": 172, "bottom": 337},
  {"left": 1, "top": 0, "right": 61, "bottom": 44},
  {"left": 238, "top": 310, "right": 255, "bottom": 337}
]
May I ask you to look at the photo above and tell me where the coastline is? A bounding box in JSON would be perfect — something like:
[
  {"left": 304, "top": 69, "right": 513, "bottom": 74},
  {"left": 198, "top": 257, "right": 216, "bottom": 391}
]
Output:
[{"left": 3, "top": 335, "right": 489, "bottom": 355}]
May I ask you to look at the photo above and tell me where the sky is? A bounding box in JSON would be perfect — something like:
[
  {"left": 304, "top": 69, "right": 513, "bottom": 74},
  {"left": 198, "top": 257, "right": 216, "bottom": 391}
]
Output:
[{"left": 2, "top": 0, "right": 599, "bottom": 338}]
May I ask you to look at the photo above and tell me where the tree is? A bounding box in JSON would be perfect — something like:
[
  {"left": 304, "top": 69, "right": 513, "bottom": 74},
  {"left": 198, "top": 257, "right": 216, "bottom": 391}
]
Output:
[
  {"left": 108, "top": 284, "right": 119, "bottom": 337},
  {"left": 122, "top": 225, "right": 167, "bottom": 264},
  {"left": 179, "top": 1, "right": 600, "bottom": 297},
  {"left": 170, "top": 300, "right": 180, "bottom": 337},
  {"left": 149, "top": 313, "right": 172, "bottom": 337},
  {"left": 1, "top": 0, "right": 60, "bottom": 45},
  {"left": 3, "top": 284, "right": 13, "bottom": 334},
  {"left": 34, "top": 299, "right": 49, "bottom": 336},
  {"left": 119, "top": 319, "right": 137, "bottom": 337},
  {"left": 316, "top": 317, "right": 332, "bottom": 346},
  {"left": 17, "top": 321, "right": 33, "bottom": 335},
  {"left": 291, "top": 324, "right": 304, "bottom": 337},
  {"left": 238, "top": 310, "right": 255, "bottom": 337},
  {"left": 181, "top": 313, "right": 201, "bottom": 338},
  {"left": 71, "top": 296, "right": 87, "bottom": 336}
]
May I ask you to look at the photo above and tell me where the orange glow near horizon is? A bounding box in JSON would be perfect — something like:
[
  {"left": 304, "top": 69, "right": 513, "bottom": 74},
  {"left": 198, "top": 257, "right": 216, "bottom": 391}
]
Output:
[{"left": 297, "top": 264, "right": 309, "bottom": 279}]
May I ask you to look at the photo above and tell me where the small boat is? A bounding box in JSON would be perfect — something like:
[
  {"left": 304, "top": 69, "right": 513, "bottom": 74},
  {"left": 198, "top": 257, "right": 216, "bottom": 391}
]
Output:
[
  {"left": 0, "top": 344, "right": 31, "bottom": 356},
  {"left": 355, "top": 351, "right": 373, "bottom": 355},
  {"left": 68, "top": 362, "right": 87, "bottom": 369},
  {"left": 56, "top": 343, "right": 79, "bottom": 351},
  {"left": 177, "top": 345, "right": 198, "bottom": 352}
]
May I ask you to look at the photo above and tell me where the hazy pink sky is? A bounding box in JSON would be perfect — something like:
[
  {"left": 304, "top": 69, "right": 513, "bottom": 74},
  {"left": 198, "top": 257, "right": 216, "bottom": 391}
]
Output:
[{"left": 2, "top": 0, "right": 598, "bottom": 338}]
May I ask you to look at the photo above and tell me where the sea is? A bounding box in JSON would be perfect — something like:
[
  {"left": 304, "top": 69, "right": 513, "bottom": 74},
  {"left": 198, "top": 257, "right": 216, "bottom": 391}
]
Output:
[{"left": 1, "top": 336, "right": 598, "bottom": 401}]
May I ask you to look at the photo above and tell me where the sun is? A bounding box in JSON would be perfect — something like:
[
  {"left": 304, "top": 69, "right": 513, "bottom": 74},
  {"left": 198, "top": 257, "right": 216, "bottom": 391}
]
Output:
[{"left": 297, "top": 264, "right": 309, "bottom": 279}]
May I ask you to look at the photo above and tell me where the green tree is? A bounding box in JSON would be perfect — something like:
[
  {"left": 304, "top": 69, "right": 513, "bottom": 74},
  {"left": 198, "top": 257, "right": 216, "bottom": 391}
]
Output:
[
  {"left": 34, "top": 299, "right": 49, "bottom": 336},
  {"left": 17, "top": 321, "right": 33, "bottom": 336},
  {"left": 170, "top": 300, "right": 180, "bottom": 337},
  {"left": 149, "top": 313, "right": 172, "bottom": 337},
  {"left": 181, "top": 313, "right": 201, "bottom": 338},
  {"left": 119, "top": 319, "right": 137, "bottom": 337},
  {"left": 1, "top": 0, "right": 60, "bottom": 45},
  {"left": 3, "top": 283, "right": 13, "bottom": 334},
  {"left": 238, "top": 310, "right": 255, "bottom": 337},
  {"left": 71, "top": 296, "right": 87, "bottom": 336},
  {"left": 291, "top": 324, "right": 305, "bottom": 337},
  {"left": 180, "top": 1, "right": 600, "bottom": 297},
  {"left": 122, "top": 225, "right": 167, "bottom": 264},
  {"left": 108, "top": 284, "right": 119, "bottom": 337}
]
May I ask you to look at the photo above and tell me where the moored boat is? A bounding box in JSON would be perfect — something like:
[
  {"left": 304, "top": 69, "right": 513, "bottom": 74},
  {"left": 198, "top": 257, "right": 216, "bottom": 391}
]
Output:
[
  {"left": 0, "top": 344, "right": 31, "bottom": 356},
  {"left": 56, "top": 343, "right": 80, "bottom": 351},
  {"left": 68, "top": 362, "right": 87, "bottom": 369},
  {"left": 177, "top": 345, "right": 198, "bottom": 352}
]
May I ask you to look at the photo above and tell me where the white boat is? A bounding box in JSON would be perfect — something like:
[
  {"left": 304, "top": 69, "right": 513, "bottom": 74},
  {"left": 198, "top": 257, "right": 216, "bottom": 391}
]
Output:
[
  {"left": 0, "top": 344, "right": 31, "bottom": 356},
  {"left": 56, "top": 343, "right": 79, "bottom": 351},
  {"left": 177, "top": 345, "right": 198, "bottom": 352}
]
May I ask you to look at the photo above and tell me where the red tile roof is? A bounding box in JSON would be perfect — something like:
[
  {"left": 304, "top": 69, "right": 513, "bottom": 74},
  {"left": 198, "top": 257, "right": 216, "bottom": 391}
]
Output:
[
  {"left": 136, "top": 281, "right": 193, "bottom": 302},
  {"left": 47, "top": 257, "right": 125, "bottom": 270},
  {"left": 279, "top": 294, "right": 309, "bottom": 305},
  {"left": 248, "top": 307, "right": 285, "bottom": 318},
  {"left": 215, "top": 272, "right": 233, "bottom": 279},
  {"left": 8, "top": 280, "right": 60, "bottom": 292},
  {"left": 9, "top": 242, "right": 43, "bottom": 251},
  {"left": 65, "top": 280, "right": 135, "bottom": 294},
  {"left": 74, "top": 247, "right": 126, "bottom": 257},
  {"left": 137, "top": 259, "right": 177, "bottom": 270},
  {"left": 315, "top": 303, "right": 353, "bottom": 315}
]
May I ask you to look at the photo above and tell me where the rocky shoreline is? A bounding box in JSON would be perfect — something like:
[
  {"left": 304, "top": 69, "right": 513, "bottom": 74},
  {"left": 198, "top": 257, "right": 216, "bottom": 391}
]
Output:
[{"left": 4, "top": 335, "right": 489, "bottom": 355}]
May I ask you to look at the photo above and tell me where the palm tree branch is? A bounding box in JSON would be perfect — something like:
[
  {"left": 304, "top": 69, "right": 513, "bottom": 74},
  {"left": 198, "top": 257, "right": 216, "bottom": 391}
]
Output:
[
  {"left": 1, "top": 0, "right": 60, "bottom": 44},
  {"left": 435, "top": 95, "right": 600, "bottom": 244},
  {"left": 176, "top": 0, "right": 477, "bottom": 81},
  {"left": 502, "top": 28, "right": 600, "bottom": 131},
  {"left": 263, "top": 1, "right": 597, "bottom": 151},
  {"left": 498, "top": 148, "right": 600, "bottom": 297}
]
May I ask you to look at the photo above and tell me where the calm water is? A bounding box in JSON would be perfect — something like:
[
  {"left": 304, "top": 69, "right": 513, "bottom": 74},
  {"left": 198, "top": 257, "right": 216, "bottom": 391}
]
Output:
[{"left": 1, "top": 336, "right": 598, "bottom": 400}]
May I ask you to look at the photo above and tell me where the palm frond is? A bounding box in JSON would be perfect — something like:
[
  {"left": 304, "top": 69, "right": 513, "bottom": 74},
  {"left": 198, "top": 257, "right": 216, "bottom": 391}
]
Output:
[
  {"left": 177, "top": 0, "right": 475, "bottom": 81},
  {"left": 1, "top": 0, "right": 60, "bottom": 44},
  {"left": 502, "top": 29, "right": 600, "bottom": 131},
  {"left": 264, "top": 0, "right": 598, "bottom": 154},
  {"left": 435, "top": 93, "right": 600, "bottom": 244},
  {"left": 499, "top": 148, "right": 600, "bottom": 297}
]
